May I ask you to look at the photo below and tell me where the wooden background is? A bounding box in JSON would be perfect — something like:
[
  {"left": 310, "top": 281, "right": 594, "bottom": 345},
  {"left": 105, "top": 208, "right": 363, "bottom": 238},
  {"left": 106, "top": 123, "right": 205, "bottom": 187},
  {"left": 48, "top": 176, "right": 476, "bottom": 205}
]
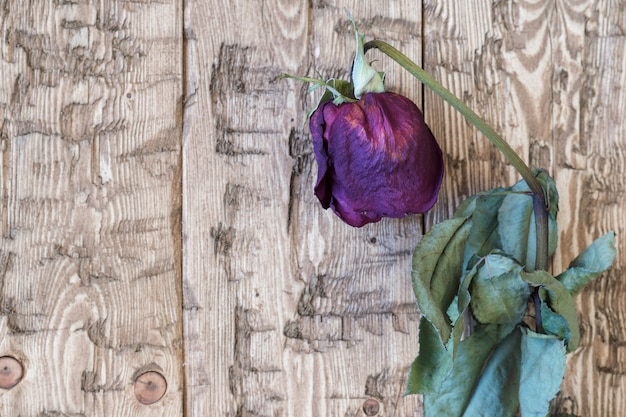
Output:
[{"left": 0, "top": 0, "right": 623, "bottom": 416}]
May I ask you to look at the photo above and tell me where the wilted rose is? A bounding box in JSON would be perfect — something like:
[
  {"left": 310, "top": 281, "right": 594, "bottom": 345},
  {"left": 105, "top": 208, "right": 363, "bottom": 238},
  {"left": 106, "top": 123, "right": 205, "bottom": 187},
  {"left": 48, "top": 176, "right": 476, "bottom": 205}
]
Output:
[{"left": 309, "top": 91, "right": 444, "bottom": 227}]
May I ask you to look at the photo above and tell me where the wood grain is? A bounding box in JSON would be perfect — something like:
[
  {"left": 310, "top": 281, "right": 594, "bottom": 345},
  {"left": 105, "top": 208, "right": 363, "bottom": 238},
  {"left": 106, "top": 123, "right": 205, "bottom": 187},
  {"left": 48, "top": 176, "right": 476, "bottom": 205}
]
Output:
[
  {"left": 555, "top": 2, "right": 626, "bottom": 415},
  {"left": 182, "top": 0, "right": 308, "bottom": 415},
  {"left": 423, "top": 0, "right": 555, "bottom": 223},
  {"left": 288, "top": 3, "right": 425, "bottom": 416},
  {"left": 183, "top": 1, "right": 428, "bottom": 415},
  {"left": 424, "top": 1, "right": 626, "bottom": 416},
  {"left": 0, "top": 1, "right": 624, "bottom": 416},
  {"left": 0, "top": 1, "right": 184, "bottom": 416}
]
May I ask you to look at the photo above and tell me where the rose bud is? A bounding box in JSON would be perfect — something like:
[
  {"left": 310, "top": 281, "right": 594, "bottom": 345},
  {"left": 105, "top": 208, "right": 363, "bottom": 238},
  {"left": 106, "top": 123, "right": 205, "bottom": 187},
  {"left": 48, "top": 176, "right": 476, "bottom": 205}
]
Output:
[{"left": 309, "top": 92, "right": 444, "bottom": 227}]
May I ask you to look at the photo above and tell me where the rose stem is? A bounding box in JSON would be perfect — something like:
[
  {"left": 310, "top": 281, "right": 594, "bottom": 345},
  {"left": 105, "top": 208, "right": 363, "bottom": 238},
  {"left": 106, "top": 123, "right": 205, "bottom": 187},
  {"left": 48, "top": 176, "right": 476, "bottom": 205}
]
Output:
[{"left": 365, "top": 39, "right": 548, "bottom": 332}]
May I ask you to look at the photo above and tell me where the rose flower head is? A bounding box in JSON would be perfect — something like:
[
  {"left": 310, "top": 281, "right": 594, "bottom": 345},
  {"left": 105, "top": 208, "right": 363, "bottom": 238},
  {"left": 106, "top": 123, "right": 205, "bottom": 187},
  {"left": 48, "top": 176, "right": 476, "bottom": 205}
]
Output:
[
  {"left": 282, "top": 12, "right": 444, "bottom": 227},
  {"left": 310, "top": 90, "right": 444, "bottom": 227}
]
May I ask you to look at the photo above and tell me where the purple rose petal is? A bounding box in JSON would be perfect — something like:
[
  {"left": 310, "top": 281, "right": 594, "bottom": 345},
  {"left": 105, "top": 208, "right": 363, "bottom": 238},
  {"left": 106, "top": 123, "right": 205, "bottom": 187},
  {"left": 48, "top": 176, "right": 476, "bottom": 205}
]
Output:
[{"left": 309, "top": 92, "right": 444, "bottom": 227}]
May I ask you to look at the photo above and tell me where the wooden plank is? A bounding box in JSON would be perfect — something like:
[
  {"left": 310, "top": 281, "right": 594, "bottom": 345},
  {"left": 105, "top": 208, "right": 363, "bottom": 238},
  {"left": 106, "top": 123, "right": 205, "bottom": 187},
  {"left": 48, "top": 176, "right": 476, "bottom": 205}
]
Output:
[
  {"left": 0, "top": 1, "right": 184, "bottom": 416},
  {"left": 183, "top": 1, "right": 427, "bottom": 415},
  {"left": 288, "top": 3, "right": 426, "bottom": 416},
  {"left": 424, "top": 1, "right": 626, "bottom": 416},
  {"left": 182, "top": 0, "right": 308, "bottom": 415},
  {"left": 556, "top": 2, "right": 626, "bottom": 415}
]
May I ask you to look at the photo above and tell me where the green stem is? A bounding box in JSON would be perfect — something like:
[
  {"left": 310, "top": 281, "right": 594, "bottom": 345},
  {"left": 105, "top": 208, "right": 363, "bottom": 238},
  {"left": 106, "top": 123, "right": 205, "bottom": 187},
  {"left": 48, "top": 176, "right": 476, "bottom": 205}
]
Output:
[
  {"left": 532, "top": 192, "right": 548, "bottom": 333},
  {"left": 532, "top": 192, "right": 549, "bottom": 272},
  {"left": 364, "top": 39, "right": 550, "bottom": 324}
]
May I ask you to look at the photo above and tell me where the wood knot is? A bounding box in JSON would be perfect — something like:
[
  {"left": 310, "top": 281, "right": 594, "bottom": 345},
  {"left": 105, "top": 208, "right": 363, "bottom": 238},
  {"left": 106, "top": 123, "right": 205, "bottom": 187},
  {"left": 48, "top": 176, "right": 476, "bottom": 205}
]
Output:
[
  {"left": 0, "top": 356, "right": 24, "bottom": 390},
  {"left": 362, "top": 398, "right": 380, "bottom": 416},
  {"left": 134, "top": 371, "right": 167, "bottom": 405}
]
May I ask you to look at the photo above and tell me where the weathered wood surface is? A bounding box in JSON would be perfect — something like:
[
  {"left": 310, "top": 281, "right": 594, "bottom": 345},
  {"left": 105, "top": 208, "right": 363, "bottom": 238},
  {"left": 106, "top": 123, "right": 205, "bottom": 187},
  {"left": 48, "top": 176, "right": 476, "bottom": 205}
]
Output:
[
  {"left": 0, "top": 1, "right": 624, "bottom": 416},
  {"left": 422, "top": 2, "right": 626, "bottom": 415},
  {"left": 0, "top": 1, "right": 184, "bottom": 416}
]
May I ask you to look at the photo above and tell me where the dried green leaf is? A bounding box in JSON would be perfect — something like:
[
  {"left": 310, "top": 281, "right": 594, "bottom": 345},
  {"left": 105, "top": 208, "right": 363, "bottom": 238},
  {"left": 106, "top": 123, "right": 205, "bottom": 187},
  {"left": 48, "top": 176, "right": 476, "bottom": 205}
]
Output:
[
  {"left": 519, "top": 329, "right": 567, "bottom": 417},
  {"left": 406, "top": 317, "right": 453, "bottom": 395},
  {"left": 460, "top": 328, "right": 521, "bottom": 416},
  {"left": 497, "top": 171, "right": 558, "bottom": 269},
  {"left": 469, "top": 254, "right": 530, "bottom": 325},
  {"left": 462, "top": 189, "right": 508, "bottom": 270},
  {"left": 522, "top": 270, "right": 579, "bottom": 351},
  {"left": 411, "top": 217, "right": 472, "bottom": 346},
  {"left": 540, "top": 302, "right": 571, "bottom": 344},
  {"left": 423, "top": 324, "right": 520, "bottom": 417},
  {"left": 557, "top": 231, "right": 616, "bottom": 296}
]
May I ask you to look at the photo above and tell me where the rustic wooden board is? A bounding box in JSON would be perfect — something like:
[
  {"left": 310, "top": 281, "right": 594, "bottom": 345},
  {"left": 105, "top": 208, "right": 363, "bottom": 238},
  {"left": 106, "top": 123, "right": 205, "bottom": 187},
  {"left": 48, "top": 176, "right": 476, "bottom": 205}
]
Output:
[
  {"left": 557, "top": 2, "right": 626, "bottom": 415},
  {"left": 182, "top": 0, "right": 307, "bottom": 415},
  {"left": 183, "top": 1, "right": 427, "bottom": 415},
  {"left": 0, "top": 1, "right": 184, "bottom": 416},
  {"left": 423, "top": 1, "right": 626, "bottom": 416}
]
